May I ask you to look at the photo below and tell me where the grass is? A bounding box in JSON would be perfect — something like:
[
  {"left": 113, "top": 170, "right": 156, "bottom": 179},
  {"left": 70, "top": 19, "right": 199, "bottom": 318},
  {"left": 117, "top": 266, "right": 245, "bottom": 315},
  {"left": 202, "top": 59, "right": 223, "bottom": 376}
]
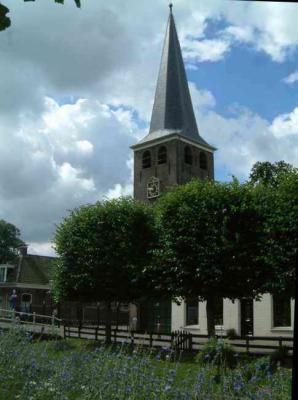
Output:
[{"left": 0, "top": 325, "right": 292, "bottom": 399}]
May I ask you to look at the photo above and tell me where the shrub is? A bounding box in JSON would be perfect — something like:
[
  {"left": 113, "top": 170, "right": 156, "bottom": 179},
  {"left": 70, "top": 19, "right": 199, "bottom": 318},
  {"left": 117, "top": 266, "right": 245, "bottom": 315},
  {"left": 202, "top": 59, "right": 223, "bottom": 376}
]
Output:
[
  {"left": 240, "top": 356, "right": 271, "bottom": 381},
  {"left": 195, "top": 337, "right": 237, "bottom": 368},
  {"left": 0, "top": 328, "right": 292, "bottom": 400},
  {"left": 49, "top": 339, "right": 75, "bottom": 352},
  {"left": 270, "top": 345, "right": 289, "bottom": 368},
  {"left": 226, "top": 328, "right": 239, "bottom": 339}
]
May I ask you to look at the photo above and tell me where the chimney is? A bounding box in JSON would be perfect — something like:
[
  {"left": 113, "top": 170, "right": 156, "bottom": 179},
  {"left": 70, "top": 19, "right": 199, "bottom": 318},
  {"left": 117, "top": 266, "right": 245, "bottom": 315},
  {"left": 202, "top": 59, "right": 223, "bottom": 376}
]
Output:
[{"left": 18, "top": 244, "right": 28, "bottom": 256}]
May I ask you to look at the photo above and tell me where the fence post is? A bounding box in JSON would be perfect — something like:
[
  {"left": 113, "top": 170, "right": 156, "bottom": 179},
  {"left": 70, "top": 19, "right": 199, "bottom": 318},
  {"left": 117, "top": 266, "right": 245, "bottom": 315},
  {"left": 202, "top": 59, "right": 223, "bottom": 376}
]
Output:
[
  {"left": 33, "top": 312, "right": 36, "bottom": 325},
  {"left": 131, "top": 331, "right": 134, "bottom": 346},
  {"left": 279, "top": 337, "right": 283, "bottom": 348},
  {"left": 149, "top": 332, "right": 153, "bottom": 347},
  {"left": 63, "top": 325, "right": 66, "bottom": 339},
  {"left": 114, "top": 329, "right": 117, "bottom": 344},
  {"left": 246, "top": 335, "right": 250, "bottom": 354},
  {"left": 51, "top": 313, "right": 55, "bottom": 327},
  {"left": 95, "top": 326, "right": 98, "bottom": 341},
  {"left": 189, "top": 333, "right": 193, "bottom": 351},
  {"left": 78, "top": 322, "right": 81, "bottom": 339}
]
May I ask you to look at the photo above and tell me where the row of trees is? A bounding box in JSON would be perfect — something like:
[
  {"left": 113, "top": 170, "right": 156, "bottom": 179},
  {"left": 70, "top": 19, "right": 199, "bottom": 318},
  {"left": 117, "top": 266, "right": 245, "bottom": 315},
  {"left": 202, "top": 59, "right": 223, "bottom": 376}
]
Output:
[
  {"left": 52, "top": 161, "right": 298, "bottom": 341},
  {"left": 0, "top": 219, "right": 24, "bottom": 264}
]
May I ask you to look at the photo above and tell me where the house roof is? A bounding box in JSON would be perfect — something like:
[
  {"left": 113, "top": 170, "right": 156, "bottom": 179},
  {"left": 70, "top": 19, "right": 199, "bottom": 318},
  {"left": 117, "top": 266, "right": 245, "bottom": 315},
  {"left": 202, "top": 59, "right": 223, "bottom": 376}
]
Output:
[
  {"left": 18, "top": 255, "right": 54, "bottom": 286},
  {"left": 0, "top": 254, "right": 55, "bottom": 288},
  {"left": 132, "top": 7, "right": 215, "bottom": 151}
]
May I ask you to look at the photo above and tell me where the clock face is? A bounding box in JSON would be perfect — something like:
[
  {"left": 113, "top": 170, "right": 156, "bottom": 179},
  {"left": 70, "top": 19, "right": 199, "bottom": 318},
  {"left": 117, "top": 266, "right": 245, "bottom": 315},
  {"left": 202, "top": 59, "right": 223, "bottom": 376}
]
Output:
[{"left": 147, "top": 177, "right": 160, "bottom": 199}]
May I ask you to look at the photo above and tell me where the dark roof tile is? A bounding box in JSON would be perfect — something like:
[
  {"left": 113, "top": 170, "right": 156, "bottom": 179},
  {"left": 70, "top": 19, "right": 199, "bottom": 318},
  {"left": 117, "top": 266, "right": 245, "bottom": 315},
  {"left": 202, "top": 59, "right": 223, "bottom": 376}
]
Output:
[{"left": 133, "top": 10, "right": 214, "bottom": 151}]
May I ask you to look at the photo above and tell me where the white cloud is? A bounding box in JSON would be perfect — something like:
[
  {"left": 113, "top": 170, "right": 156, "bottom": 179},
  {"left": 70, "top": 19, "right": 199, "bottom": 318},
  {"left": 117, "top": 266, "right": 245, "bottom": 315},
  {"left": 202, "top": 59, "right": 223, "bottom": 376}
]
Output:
[
  {"left": 183, "top": 38, "right": 231, "bottom": 63},
  {"left": 75, "top": 140, "right": 94, "bottom": 155},
  {"left": 189, "top": 83, "right": 216, "bottom": 109},
  {"left": 283, "top": 71, "right": 298, "bottom": 85},
  {"left": 1, "top": 0, "right": 298, "bottom": 256},
  {"left": 190, "top": 84, "right": 298, "bottom": 179},
  {"left": 106, "top": 183, "right": 133, "bottom": 200},
  {"left": 0, "top": 96, "right": 136, "bottom": 252},
  {"left": 57, "top": 162, "right": 96, "bottom": 192},
  {"left": 29, "top": 242, "right": 56, "bottom": 257},
  {"left": 224, "top": 26, "right": 255, "bottom": 44},
  {"left": 270, "top": 108, "right": 298, "bottom": 138}
]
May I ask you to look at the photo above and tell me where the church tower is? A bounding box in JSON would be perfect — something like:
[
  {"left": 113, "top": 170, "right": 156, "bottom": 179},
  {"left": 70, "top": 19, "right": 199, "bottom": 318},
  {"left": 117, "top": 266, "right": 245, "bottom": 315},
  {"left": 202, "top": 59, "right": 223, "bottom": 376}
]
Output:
[{"left": 131, "top": 5, "right": 216, "bottom": 203}]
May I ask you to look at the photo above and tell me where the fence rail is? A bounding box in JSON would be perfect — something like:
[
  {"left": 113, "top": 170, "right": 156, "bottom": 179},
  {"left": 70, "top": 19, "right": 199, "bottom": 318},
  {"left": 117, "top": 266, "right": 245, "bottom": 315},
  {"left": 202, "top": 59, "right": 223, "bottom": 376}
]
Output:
[
  {"left": 64, "top": 324, "right": 293, "bottom": 355},
  {"left": 0, "top": 308, "right": 62, "bottom": 327}
]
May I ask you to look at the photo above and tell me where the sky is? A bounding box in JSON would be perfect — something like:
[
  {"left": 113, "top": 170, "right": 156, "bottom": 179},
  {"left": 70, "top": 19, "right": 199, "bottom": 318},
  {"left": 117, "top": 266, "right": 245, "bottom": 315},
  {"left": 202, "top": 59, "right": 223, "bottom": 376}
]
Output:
[{"left": 0, "top": 0, "right": 298, "bottom": 256}]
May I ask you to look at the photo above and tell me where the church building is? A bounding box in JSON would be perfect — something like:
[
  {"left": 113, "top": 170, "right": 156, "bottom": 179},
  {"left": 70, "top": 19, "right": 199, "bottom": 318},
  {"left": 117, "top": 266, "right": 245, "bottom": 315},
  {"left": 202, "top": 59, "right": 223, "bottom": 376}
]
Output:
[
  {"left": 130, "top": 5, "right": 294, "bottom": 338},
  {"left": 131, "top": 5, "right": 215, "bottom": 203}
]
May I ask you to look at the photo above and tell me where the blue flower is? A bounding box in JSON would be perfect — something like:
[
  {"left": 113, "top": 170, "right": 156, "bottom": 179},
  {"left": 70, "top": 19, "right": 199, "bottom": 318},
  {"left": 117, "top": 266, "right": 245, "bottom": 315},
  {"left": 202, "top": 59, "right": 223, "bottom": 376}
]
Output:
[{"left": 233, "top": 381, "right": 244, "bottom": 391}]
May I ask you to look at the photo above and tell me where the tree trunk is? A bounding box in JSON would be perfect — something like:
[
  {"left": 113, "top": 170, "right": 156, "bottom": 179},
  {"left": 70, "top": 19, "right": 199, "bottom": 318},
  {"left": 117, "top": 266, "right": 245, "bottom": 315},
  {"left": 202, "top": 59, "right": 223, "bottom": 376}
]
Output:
[
  {"left": 105, "top": 301, "right": 112, "bottom": 345},
  {"left": 206, "top": 296, "right": 216, "bottom": 337}
]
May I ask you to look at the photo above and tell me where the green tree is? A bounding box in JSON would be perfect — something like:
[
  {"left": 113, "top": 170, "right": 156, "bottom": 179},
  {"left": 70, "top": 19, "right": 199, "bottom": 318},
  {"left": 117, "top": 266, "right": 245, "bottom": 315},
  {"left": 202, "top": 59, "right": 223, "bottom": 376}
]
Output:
[
  {"left": 252, "top": 166, "right": 298, "bottom": 296},
  {"left": 0, "top": 219, "right": 24, "bottom": 263},
  {"left": 0, "top": 3, "right": 10, "bottom": 31},
  {"left": 155, "top": 179, "right": 267, "bottom": 336},
  {"left": 0, "top": 0, "right": 81, "bottom": 32},
  {"left": 53, "top": 197, "right": 157, "bottom": 343},
  {"left": 249, "top": 161, "right": 297, "bottom": 187}
]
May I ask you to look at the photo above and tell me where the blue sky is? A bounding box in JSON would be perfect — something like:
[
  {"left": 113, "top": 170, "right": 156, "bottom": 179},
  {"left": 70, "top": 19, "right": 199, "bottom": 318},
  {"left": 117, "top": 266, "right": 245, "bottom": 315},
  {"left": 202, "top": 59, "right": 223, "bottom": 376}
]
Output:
[
  {"left": 190, "top": 45, "right": 298, "bottom": 121},
  {"left": 0, "top": 0, "right": 298, "bottom": 254}
]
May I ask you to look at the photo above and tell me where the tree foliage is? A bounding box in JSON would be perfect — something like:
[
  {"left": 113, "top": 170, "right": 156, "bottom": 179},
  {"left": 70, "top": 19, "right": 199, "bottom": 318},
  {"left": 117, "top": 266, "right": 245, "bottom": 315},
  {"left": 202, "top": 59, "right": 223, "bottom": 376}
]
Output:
[
  {"left": 53, "top": 197, "right": 158, "bottom": 342},
  {"left": 249, "top": 161, "right": 297, "bottom": 187},
  {"left": 52, "top": 160, "right": 297, "bottom": 338},
  {"left": 53, "top": 197, "right": 157, "bottom": 303},
  {"left": 0, "top": 0, "right": 81, "bottom": 32},
  {"left": 0, "top": 3, "right": 10, "bottom": 31},
  {"left": 155, "top": 178, "right": 267, "bottom": 335},
  {"left": 251, "top": 163, "right": 298, "bottom": 296},
  {"left": 0, "top": 219, "right": 24, "bottom": 264}
]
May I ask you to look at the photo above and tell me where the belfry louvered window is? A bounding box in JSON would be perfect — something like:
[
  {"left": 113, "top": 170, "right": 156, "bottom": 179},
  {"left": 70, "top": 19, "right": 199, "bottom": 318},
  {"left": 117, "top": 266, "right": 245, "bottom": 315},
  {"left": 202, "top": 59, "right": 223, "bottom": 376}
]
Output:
[
  {"left": 184, "top": 146, "right": 193, "bottom": 165},
  {"left": 158, "top": 146, "right": 167, "bottom": 164},
  {"left": 199, "top": 152, "right": 207, "bottom": 170},
  {"left": 142, "top": 151, "right": 151, "bottom": 169}
]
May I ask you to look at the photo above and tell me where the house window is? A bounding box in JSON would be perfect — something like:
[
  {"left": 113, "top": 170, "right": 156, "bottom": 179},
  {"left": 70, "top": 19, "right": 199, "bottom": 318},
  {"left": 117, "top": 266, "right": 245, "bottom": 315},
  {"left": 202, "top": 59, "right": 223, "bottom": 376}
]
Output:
[
  {"left": 199, "top": 152, "right": 207, "bottom": 170},
  {"left": 273, "top": 294, "right": 291, "bottom": 327},
  {"left": 184, "top": 146, "right": 193, "bottom": 165},
  {"left": 0, "top": 268, "right": 6, "bottom": 283},
  {"left": 21, "top": 293, "right": 32, "bottom": 313},
  {"left": 214, "top": 297, "right": 223, "bottom": 326},
  {"left": 186, "top": 299, "right": 198, "bottom": 325},
  {"left": 158, "top": 146, "right": 167, "bottom": 164},
  {"left": 142, "top": 151, "right": 151, "bottom": 169},
  {"left": 0, "top": 266, "right": 15, "bottom": 283}
]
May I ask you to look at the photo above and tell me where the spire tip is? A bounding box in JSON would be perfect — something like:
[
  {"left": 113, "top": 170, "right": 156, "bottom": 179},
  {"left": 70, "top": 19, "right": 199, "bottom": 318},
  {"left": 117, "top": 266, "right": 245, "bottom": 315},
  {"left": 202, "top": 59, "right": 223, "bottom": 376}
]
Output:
[{"left": 169, "top": 3, "right": 173, "bottom": 13}]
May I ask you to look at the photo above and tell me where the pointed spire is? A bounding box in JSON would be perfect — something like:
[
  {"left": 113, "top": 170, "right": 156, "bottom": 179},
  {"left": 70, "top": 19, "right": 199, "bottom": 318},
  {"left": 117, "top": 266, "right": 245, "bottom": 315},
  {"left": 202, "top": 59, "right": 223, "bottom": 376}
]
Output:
[{"left": 135, "top": 6, "right": 214, "bottom": 150}]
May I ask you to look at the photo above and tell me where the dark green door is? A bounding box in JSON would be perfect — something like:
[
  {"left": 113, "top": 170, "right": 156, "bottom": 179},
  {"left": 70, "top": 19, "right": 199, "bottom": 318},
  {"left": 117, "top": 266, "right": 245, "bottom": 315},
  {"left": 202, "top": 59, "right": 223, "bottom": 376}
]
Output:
[{"left": 140, "top": 299, "right": 171, "bottom": 333}]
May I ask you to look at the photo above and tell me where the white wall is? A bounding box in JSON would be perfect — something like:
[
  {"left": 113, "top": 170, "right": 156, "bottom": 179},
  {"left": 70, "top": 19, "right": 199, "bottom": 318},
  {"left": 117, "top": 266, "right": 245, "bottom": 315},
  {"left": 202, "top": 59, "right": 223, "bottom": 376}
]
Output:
[
  {"left": 171, "top": 301, "right": 185, "bottom": 331},
  {"left": 223, "top": 299, "right": 240, "bottom": 335},
  {"left": 171, "top": 295, "right": 294, "bottom": 337},
  {"left": 254, "top": 294, "right": 293, "bottom": 337}
]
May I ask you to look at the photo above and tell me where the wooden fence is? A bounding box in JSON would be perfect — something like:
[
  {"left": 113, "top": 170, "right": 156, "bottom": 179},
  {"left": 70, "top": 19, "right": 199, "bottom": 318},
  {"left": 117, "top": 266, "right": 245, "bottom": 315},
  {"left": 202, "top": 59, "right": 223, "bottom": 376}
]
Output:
[{"left": 64, "top": 325, "right": 293, "bottom": 355}]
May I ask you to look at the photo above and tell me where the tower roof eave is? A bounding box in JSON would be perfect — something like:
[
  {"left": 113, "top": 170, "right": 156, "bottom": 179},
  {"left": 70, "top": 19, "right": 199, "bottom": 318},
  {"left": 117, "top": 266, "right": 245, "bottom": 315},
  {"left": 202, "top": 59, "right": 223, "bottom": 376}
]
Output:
[{"left": 130, "top": 130, "right": 217, "bottom": 152}]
